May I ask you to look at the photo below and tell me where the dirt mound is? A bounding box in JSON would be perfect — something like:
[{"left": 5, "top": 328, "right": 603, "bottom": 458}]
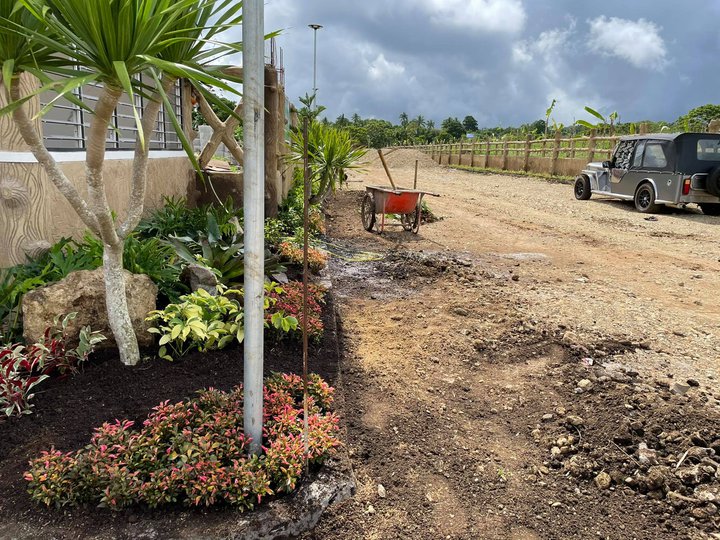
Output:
[{"left": 361, "top": 148, "right": 440, "bottom": 170}]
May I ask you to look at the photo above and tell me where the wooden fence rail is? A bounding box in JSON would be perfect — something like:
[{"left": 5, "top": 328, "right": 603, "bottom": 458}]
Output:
[{"left": 399, "top": 131, "right": 620, "bottom": 178}]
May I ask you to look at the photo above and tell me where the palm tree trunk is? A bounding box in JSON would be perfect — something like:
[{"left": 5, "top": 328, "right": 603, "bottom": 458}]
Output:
[
  {"left": 86, "top": 85, "right": 140, "bottom": 366},
  {"left": 118, "top": 76, "right": 176, "bottom": 238}
]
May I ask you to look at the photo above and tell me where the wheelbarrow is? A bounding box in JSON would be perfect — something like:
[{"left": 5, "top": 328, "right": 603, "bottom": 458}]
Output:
[
  {"left": 361, "top": 149, "right": 439, "bottom": 234},
  {"left": 361, "top": 186, "right": 438, "bottom": 234}
]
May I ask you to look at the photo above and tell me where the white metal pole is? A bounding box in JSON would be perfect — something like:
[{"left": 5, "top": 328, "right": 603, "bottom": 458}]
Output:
[
  {"left": 243, "top": 0, "right": 265, "bottom": 456},
  {"left": 308, "top": 24, "right": 322, "bottom": 106}
]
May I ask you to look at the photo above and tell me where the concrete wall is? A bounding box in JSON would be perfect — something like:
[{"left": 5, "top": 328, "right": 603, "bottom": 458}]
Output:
[{"left": 0, "top": 75, "right": 194, "bottom": 267}]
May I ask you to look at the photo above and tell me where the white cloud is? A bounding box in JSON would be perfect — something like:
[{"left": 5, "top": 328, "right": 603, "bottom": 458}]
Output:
[
  {"left": 368, "top": 53, "right": 405, "bottom": 81},
  {"left": 512, "top": 22, "right": 574, "bottom": 64},
  {"left": 419, "top": 0, "right": 526, "bottom": 33},
  {"left": 587, "top": 16, "right": 667, "bottom": 71}
]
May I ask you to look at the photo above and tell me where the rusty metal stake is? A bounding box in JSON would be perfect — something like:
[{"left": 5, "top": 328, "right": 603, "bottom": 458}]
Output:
[{"left": 302, "top": 117, "right": 310, "bottom": 474}]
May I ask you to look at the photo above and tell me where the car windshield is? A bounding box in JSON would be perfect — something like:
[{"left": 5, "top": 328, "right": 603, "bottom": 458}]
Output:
[{"left": 697, "top": 139, "right": 720, "bottom": 161}]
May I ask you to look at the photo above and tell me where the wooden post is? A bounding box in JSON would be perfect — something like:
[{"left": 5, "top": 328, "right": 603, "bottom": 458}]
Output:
[
  {"left": 470, "top": 141, "right": 476, "bottom": 167},
  {"left": 377, "top": 149, "right": 397, "bottom": 190},
  {"left": 458, "top": 141, "right": 463, "bottom": 166},
  {"left": 502, "top": 140, "right": 509, "bottom": 170},
  {"left": 484, "top": 139, "right": 490, "bottom": 168},
  {"left": 414, "top": 159, "right": 419, "bottom": 189},
  {"left": 541, "top": 139, "right": 547, "bottom": 159},
  {"left": 570, "top": 137, "right": 576, "bottom": 159},
  {"left": 551, "top": 130, "right": 561, "bottom": 176},
  {"left": 523, "top": 133, "right": 531, "bottom": 172},
  {"left": 588, "top": 130, "right": 597, "bottom": 163}
]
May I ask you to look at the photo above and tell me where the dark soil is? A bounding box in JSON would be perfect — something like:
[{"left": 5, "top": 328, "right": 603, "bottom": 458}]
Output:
[{"left": 0, "top": 297, "right": 340, "bottom": 539}]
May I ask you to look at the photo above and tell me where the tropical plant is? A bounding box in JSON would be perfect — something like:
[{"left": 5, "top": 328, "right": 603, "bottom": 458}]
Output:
[
  {"left": 576, "top": 106, "right": 619, "bottom": 135},
  {"left": 0, "top": 0, "right": 245, "bottom": 365},
  {"left": 167, "top": 214, "right": 284, "bottom": 287},
  {"left": 25, "top": 375, "right": 340, "bottom": 509},
  {"left": 0, "top": 313, "right": 105, "bottom": 416},
  {"left": 289, "top": 122, "right": 366, "bottom": 204},
  {"left": 146, "top": 284, "right": 298, "bottom": 360}
]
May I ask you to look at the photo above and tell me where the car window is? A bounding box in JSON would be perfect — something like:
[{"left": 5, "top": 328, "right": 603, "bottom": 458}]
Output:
[
  {"left": 612, "top": 140, "right": 635, "bottom": 169},
  {"left": 643, "top": 142, "right": 668, "bottom": 169},
  {"left": 631, "top": 141, "right": 646, "bottom": 168},
  {"left": 697, "top": 139, "right": 720, "bottom": 161}
]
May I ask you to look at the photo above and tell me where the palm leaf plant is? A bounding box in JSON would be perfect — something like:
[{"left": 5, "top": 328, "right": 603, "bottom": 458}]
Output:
[
  {"left": 0, "top": 0, "right": 245, "bottom": 365},
  {"left": 289, "top": 121, "right": 367, "bottom": 205}
]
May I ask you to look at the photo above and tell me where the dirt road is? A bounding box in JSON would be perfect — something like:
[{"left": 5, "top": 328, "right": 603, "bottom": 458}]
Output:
[{"left": 304, "top": 150, "right": 720, "bottom": 540}]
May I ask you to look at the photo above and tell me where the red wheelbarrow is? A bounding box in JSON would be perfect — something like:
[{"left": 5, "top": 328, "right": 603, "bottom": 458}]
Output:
[
  {"left": 361, "top": 148, "right": 439, "bottom": 234},
  {"left": 361, "top": 186, "right": 437, "bottom": 234}
]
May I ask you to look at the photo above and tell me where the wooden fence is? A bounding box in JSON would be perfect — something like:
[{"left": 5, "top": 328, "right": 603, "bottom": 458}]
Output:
[{"left": 406, "top": 131, "right": 619, "bottom": 177}]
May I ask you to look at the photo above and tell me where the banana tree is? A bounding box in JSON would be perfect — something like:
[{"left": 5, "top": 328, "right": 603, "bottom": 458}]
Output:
[
  {"left": 0, "top": 0, "right": 244, "bottom": 365},
  {"left": 576, "top": 106, "right": 619, "bottom": 136}
]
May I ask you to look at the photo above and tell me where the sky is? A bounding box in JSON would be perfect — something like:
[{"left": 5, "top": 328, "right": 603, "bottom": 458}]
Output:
[{"left": 257, "top": 0, "right": 720, "bottom": 128}]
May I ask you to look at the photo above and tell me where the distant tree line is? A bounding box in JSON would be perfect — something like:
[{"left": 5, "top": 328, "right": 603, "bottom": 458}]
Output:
[{"left": 320, "top": 104, "right": 720, "bottom": 147}]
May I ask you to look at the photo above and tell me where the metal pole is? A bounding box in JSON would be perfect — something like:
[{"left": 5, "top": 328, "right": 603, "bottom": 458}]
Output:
[
  {"left": 302, "top": 117, "right": 310, "bottom": 473},
  {"left": 243, "top": 0, "right": 265, "bottom": 456},
  {"left": 308, "top": 24, "right": 322, "bottom": 106}
]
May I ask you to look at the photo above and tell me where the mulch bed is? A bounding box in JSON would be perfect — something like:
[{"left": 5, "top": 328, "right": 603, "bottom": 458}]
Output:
[{"left": 0, "top": 297, "right": 340, "bottom": 539}]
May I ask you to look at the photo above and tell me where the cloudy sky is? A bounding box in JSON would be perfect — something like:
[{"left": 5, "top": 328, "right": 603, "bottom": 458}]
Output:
[{"left": 260, "top": 0, "right": 720, "bottom": 128}]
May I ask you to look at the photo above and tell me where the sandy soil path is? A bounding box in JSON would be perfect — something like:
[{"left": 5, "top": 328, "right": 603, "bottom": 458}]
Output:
[{"left": 304, "top": 149, "right": 720, "bottom": 540}]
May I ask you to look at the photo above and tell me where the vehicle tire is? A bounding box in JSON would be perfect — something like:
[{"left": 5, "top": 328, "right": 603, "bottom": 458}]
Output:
[
  {"left": 361, "top": 192, "right": 376, "bottom": 231},
  {"left": 699, "top": 203, "right": 720, "bottom": 216},
  {"left": 634, "top": 183, "right": 662, "bottom": 213},
  {"left": 574, "top": 176, "right": 591, "bottom": 200},
  {"left": 706, "top": 166, "right": 720, "bottom": 197}
]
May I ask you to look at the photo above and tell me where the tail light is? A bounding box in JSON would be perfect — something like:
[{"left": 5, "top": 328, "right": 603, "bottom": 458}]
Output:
[{"left": 682, "top": 177, "right": 691, "bottom": 196}]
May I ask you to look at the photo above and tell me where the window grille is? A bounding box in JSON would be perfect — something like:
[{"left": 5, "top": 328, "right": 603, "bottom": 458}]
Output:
[{"left": 40, "top": 79, "right": 184, "bottom": 151}]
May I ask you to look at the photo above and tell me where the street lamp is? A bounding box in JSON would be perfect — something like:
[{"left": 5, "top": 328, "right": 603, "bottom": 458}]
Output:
[{"left": 308, "top": 24, "right": 322, "bottom": 106}]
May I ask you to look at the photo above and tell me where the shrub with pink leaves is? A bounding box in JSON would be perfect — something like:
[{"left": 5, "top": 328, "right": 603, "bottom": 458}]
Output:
[
  {"left": 25, "top": 373, "right": 340, "bottom": 510},
  {"left": 265, "top": 282, "right": 325, "bottom": 340}
]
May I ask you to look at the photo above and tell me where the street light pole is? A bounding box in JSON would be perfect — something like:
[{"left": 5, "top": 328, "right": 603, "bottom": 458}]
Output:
[{"left": 308, "top": 24, "right": 322, "bottom": 106}]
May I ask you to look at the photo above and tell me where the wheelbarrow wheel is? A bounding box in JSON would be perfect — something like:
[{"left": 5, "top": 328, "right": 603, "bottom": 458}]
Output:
[
  {"left": 401, "top": 206, "right": 421, "bottom": 234},
  {"left": 361, "top": 192, "right": 376, "bottom": 231}
]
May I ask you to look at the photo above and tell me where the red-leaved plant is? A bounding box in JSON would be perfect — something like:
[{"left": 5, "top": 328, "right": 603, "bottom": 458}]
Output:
[
  {"left": 0, "top": 313, "right": 105, "bottom": 416},
  {"left": 265, "top": 282, "right": 325, "bottom": 340},
  {"left": 25, "top": 373, "right": 340, "bottom": 509}
]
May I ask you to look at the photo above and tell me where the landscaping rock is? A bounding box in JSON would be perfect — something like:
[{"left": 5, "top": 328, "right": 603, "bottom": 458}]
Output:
[
  {"left": 181, "top": 263, "right": 219, "bottom": 295},
  {"left": 22, "top": 268, "right": 157, "bottom": 348},
  {"left": 594, "top": 471, "right": 612, "bottom": 490}
]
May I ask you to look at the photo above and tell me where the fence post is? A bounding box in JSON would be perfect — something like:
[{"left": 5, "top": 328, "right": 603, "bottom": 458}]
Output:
[
  {"left": 484, "top": 139, "right": 490, "bottom": 168},
  {"left": 458, "top": 140, "right": 463, "bottom": 166},
  {"left": 523, "top": 134, "right": 531, "bottom": 172},
  {"left": 570, "top": 137, "right": 576, "bottom": 159},
  {"left": 502, "top": 140, "right": 509, "bottom": 170},
  {"left": 551, "top": 130, "right": 561, "bottom": 176},
  {"left": 588, "top": 130, "right": 597, "bottom": 163},
  {"left": 470, "top": 141, "right": 476, "bottom": 168}
]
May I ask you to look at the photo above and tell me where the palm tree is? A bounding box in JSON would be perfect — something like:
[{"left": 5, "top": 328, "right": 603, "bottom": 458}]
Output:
[
  {"left": 289, "top": 122, "right": 366, "bottom": 204},
  {"left": 0, "top": 0, "right": 243, "bottom": 365}
]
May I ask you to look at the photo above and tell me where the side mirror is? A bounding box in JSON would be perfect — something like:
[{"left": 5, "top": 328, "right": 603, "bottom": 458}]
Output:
[{"left": 602, "top": 160, "right": 612, "bottom": 168}]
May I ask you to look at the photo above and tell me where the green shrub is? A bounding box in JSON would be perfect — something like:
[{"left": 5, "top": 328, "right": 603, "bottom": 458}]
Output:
[
  {"left": 146, "top": 284, "right": 298, "bottom": 361},
  {"left": 25, "top": 374, "right": 340, "bottom": 509}
]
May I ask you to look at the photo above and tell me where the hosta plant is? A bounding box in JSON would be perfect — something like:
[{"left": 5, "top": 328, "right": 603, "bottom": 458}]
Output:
[
  {"left": 146, "top": 284, "right": 299, "bottom": 360},
  {"left": 25, "top": 374, "right": 341, "bottom": 509}
]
